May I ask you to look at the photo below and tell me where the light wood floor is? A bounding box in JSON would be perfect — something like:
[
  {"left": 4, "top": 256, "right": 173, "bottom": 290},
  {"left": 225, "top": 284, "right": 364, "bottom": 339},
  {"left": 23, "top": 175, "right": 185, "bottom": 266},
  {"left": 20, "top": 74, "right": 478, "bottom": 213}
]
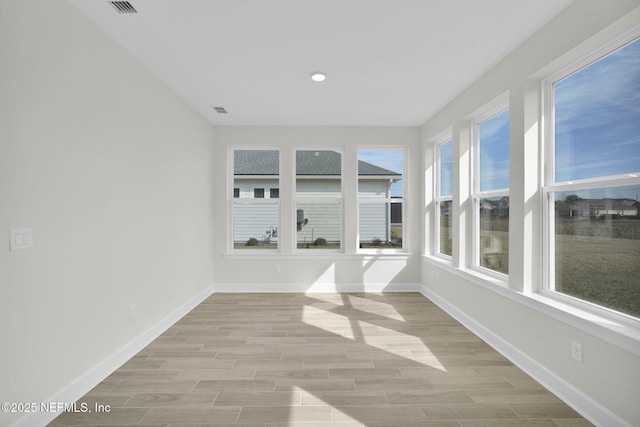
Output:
[{"left": 50, "top": 293, "right": 591, "bottom": 426}]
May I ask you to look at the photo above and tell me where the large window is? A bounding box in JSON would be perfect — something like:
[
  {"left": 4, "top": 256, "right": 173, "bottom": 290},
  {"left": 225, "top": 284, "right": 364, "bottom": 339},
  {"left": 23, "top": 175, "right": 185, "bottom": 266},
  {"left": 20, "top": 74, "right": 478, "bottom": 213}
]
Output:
[
  {"left": 358, "top": 149, "right": 404, "bottom": 250},
  {"left": 231, "top": 149, "right": 280, "bottom": 250},
  {"left": 296, "top": 150, "right": 343, "bottom": 250},
  {"left": 436, "top": 140, "right": 453, "bottom": 257},
  {"left": 544, "top": 35, "right": 640, "bottom": 318},
  {"left": 473, "top": 108, "right": 510, "bottom": 275}
]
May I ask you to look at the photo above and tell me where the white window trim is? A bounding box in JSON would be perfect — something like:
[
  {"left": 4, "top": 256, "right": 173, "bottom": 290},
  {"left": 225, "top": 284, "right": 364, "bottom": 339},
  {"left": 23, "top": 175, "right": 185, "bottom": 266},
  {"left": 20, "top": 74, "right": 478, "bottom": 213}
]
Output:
[
  {"left": 357, "top": 147, "right": 407, "bottom": 254},
  {"left": 229, "top": 147, "right": 281, "bottom": 253},
  {"left": 470, "top": 105, "right": 510, "bottom": 280},
  {"left": 541, "top": 27, "right": 640, "bottom": 325},
  {"left": 294, "top": 147, "right": 345, "bottom": 253},
  {"left": 434, "top": 137, "right": 453, "bottom": 260}
]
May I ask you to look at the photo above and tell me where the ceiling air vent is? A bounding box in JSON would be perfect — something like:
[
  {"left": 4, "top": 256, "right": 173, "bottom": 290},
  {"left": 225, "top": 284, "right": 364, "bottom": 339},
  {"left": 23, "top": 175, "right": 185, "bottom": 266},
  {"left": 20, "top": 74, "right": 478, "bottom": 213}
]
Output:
[
  {"left": 110, "top": 1, "right": 137, "bottom": 14},
  {"left": 212, "top": 106, "right": 228, "bottom": 114}
]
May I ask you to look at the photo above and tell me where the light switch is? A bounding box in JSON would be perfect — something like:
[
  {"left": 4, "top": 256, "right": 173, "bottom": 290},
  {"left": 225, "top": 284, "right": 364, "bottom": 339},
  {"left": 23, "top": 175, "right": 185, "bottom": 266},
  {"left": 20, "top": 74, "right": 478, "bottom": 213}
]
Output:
[
  {"left": 23, "top": 230, "right": 32, "bottom": 245},
  {"left": 10, "top": 228, "right": 33, "bottom": 251}
]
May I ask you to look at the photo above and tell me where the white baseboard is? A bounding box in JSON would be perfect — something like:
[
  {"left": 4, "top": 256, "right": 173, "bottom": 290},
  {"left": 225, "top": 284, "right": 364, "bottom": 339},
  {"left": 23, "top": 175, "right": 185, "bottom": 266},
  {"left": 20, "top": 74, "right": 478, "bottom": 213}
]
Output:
[
  {"left": 419, "top": 284, "right": 632, "bottom": 427},
  {"left": 12, "top": 284, "right": 216, "bottom": 427},
  {"left": 213, "top": 282, "right": 420, "bottom": 293}
]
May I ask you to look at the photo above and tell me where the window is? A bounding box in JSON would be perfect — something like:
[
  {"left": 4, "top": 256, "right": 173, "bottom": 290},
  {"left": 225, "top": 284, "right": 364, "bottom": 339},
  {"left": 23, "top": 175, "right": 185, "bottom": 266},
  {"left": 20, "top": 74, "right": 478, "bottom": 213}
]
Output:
[
  {"left": 436, "top": 140, "right": 453, "bottom": 257},
  {"left": 358, "top": 149, "right": 404, "bottom": 249},
  {"left": 270, "top": 188, "right": 279, "bottom": 199},
  {"left": 473, "top": 108, "right": 510, "bottom": 275},
  {"left": 544, "top": 34, "right": 640, "bottom": 318},
  {"left": 232, "top": 149, "right": 279, "bottom": 250},
  {"left": 296, "top": 150, "right": 343, "bottom": 250}
]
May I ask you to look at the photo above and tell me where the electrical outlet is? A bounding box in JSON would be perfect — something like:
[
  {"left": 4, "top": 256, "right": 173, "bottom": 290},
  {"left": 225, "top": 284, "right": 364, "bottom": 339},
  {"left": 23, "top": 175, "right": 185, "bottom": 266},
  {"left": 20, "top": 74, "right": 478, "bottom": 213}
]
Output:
[
  {"left": 129, "top": 304, "right": 137, "bottom": 321},
  {"left": 571, "top": 341, "right": 583, "bottom": 363},
  {"left": 274, "top": 264, "right": 281, "bottom": 273}
]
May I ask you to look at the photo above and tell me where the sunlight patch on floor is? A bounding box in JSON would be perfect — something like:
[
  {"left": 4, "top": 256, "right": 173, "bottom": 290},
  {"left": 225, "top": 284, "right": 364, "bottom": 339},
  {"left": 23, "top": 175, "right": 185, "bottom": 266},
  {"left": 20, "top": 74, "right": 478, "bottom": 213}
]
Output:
[
  {"left": 357, "top": 320, "right": 447, "bottom": 372},
  {"left": 302, "top": 304, "right": 356, "bottom": 339},
  {"left": 345, "top": 294, "right": 405, "bottom": 321}
]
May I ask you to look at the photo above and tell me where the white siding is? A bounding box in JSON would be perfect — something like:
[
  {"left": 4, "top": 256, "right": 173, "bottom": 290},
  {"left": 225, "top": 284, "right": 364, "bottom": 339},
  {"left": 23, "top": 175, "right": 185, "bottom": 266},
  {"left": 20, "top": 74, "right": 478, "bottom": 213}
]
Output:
[
  {"left": 234, "top": 179, "right": 279, "bottom": 198},
  {"left": 359, "top": 203, "right": 389, "bottom": 242},
  {"left": 296, "top": 202, "right": 342, "bottom": 244},
  {"left": 358, "top": 180, "right": 390, "bottom": 198},
  {"left": 296, "top": 179, "right": 341, "bottom": 197},
  {"left": 358, "top": 180, "right": 398, "bottom": 243},
  {"left": 233, "top": 202, "right": 279, "bottom": 244},
  {"left": 234, "top": 178, "right": 395, "bottom": 245}
]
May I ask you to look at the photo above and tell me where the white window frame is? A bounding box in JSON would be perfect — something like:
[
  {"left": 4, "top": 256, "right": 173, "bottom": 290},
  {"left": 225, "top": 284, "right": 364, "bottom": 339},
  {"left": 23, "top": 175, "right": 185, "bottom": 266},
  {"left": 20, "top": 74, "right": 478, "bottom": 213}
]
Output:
[
  {"left": 434, "top": 138, "right": 453, "bottom": 260},
  {"left": 471, "top": 105, "right": 510, "bottom": 279},
  {"left": 357, "top": 147, "right": 407, "bottom": 254},
  {"left": 541, "top": 29, "right": 640, "bottom": 323},
  {"left": 230, "top": 147, "right": 281, "bottom": 253},
  {"left": 294, "top": 148, "right": 344, "bottom": 253}
]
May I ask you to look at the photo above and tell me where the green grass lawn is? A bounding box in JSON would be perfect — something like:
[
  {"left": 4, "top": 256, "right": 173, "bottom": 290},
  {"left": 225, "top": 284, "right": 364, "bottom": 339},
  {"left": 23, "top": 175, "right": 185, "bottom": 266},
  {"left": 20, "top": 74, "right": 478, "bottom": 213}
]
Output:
[
  {"left": 555, "top": 234, "right": 640, "bottom": 318},
  {"left": 441, "top": 216, "right": 639, "bottom": 318}
]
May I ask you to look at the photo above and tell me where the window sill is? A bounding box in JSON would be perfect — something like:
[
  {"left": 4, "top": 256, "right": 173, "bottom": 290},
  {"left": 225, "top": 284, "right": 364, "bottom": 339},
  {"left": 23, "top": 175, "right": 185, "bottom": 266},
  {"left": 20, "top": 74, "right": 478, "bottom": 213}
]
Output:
[
  {"left": 224, "top": 252, "right": 413, "bottom": 261},
  {"left": 524, "top": 292, "right": 640, "bottom": 355},
  {"left": 423, "top": 254, "right": 509, "bottom": 289},
  {"left": 422, "top": 254, "right": 640, "bottom": 356}
]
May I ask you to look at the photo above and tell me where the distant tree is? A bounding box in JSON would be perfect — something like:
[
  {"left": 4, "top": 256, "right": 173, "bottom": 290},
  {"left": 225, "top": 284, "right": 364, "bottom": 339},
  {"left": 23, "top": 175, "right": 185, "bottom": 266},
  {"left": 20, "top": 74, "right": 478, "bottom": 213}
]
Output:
[{"left": 565, "top": 195, "right": 581, "bottom": 203}]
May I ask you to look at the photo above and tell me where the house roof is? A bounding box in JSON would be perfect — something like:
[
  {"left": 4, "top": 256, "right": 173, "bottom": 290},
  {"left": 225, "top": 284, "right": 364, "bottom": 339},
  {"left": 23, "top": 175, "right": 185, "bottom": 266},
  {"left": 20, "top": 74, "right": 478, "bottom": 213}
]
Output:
[{"left": 234, "top": 150, "right": 400, "bottom": 177}]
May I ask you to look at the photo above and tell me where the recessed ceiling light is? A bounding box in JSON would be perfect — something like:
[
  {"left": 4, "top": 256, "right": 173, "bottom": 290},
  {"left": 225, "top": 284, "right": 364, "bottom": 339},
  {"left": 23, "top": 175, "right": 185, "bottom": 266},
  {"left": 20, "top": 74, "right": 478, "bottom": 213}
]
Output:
[{"left": 311, "top": 72, "right": 326, "bottom": 82}]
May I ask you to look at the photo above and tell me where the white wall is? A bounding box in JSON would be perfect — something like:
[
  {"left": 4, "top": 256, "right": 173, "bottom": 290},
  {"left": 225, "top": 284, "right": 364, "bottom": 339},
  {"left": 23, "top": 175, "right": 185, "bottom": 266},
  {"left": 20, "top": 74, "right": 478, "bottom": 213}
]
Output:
[
  {"left": 213, "top": 126, "right": 421, "bottom": 291},
  {"left": 3, "top": 1, "right": 638, "bottom": 426},
  {"left": 0, "top": 1, "right": 214, "bottom": 425},
  {"left": 421, "top": 1, "right": 640, "bottom": 426}
]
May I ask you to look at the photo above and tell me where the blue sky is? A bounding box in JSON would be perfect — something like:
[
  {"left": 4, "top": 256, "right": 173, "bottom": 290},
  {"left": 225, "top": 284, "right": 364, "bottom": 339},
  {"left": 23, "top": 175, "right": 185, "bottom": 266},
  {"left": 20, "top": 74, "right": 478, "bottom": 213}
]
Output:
[
  {"left": 555, "top": 37, "right": 640, "bottom": 186},
  {"left": 362, "top": 38, "right": 639, "bottom": 201},
  {"left": 479, "top": 109, "right": 510, "bottom": 191},
  {"left": 440, "top": 140, "right": 453, "bottom": 196}
]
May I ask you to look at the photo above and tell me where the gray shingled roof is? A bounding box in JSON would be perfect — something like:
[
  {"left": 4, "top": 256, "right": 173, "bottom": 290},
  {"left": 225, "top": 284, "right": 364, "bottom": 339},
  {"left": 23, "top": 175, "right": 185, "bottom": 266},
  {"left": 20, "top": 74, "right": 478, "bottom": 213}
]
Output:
[{"left": 234, "top": 150, "right": 400, "bottom": 176}]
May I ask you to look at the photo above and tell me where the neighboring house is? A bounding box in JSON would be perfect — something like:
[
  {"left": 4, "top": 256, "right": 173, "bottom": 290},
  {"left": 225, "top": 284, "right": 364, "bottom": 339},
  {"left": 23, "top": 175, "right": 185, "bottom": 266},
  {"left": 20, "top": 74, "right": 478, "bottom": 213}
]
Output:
[
  {"left": 556, "top": 198, "right": 639, "bottom": 219},
  {"left": 233, "top": 150, "right": 402, "bottom": 245},
  {"left": 479, "top": 196, "right": 510, "bottom": 218},
  {"left": 498, "top": 196, "right": 510, "bottom": 217}
]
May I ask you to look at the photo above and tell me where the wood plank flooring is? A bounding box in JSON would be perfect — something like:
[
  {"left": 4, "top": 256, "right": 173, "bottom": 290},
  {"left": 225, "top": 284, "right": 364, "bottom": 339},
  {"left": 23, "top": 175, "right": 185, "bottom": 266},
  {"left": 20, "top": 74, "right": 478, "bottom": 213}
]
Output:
[{"left": 49, "top": 293, "right": 592, "bottom": 426}]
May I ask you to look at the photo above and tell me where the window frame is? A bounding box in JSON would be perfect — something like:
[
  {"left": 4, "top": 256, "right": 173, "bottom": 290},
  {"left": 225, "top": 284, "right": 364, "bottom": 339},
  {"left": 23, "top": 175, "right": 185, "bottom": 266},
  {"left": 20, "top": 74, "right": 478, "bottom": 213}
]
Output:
[
  {"left": 294, "top": 147, "right": 345, "bottom": 253},
  {"left": 541, "top": 29, "right": 640, "bottom": 323},
  {"left": 434, "top": 138, "right": 453, "bottom": 259},
  {"left": 230, "top": 147, "right": 281, "bottom": 253},
  {"left": 357, "top": 147, "right": 407, "bottom": 253},
  {"left": 471, "top": 105, "right": 510, "bottom": 279}
]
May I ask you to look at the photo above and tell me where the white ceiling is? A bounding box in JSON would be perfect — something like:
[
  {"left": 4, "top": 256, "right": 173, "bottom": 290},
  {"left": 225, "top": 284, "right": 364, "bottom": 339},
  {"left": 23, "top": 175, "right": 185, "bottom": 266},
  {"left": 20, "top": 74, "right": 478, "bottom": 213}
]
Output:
[{"left": 68, "top": 0, "right": 574, "bottom": 126}]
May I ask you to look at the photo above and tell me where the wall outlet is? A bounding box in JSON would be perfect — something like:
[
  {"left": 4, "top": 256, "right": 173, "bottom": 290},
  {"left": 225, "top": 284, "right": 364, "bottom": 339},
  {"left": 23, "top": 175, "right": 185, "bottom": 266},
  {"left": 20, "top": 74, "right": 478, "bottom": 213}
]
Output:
[
  {"left": 274, "top": 264, "right": 281, "bottom": 273},
  {"left": 571, "top": 341, "right": 583, "bottom": 363},
  {"left": 129, "top": 304, "right": 137, "bottom": 321}
]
